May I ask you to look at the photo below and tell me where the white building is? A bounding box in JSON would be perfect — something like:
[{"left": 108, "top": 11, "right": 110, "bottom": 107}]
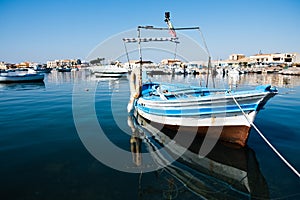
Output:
[
  {"left": 250, "top": 52, "right": 300, "bottom": 66},
  {"left": 47, "top": 59, "right": 78, "bottom": 68},
  {"left": 0, "top": 61, "right": 6, "bottom": 69},
  {"left": 216, "top": 52, "right": 300, "bottom": 68},
  {"left": 229, "top": 54, "right": 246, "bottom": 61},
  {"left": 217, "top": 54, "right": 250, "bottom": 67}
]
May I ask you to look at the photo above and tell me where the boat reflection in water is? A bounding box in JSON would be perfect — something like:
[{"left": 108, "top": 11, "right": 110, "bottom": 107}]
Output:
[
  {"left": 0, "top": 82, "right": 45, "bottom": 91},
  {"left": 128, "top": 114, "right": 269, "bottom": 199}
]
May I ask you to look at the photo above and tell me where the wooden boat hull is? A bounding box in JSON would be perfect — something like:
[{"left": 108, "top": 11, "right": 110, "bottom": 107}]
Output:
[
  {"left": 136, "top": 110, "right": 251, "bottom": 146},
  {"left": 160, "top": 123, "right": 250, "bottom": 147}
]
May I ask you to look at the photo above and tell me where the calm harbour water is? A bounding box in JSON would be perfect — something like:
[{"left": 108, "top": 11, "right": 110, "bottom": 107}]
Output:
[{"left": 0, "top": 70, "right": 299, "bottom": 199}]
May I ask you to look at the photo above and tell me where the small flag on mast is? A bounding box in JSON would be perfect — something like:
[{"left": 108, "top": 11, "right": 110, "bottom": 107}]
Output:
[{"left": 164, "top": 12, "right": 177, "bottom": 37}]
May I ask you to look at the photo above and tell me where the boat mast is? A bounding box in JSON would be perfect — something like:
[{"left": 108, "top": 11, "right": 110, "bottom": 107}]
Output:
[
  {"left": 206, "top": 56, "right": 211, "bottom": 88},
  {"left": 137, "top": 26, "right": 143, "bottom": 97}
]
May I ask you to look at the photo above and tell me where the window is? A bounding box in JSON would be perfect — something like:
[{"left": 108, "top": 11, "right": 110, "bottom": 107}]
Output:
[{"left": 285, "top": 58, "right": 292, "bottom": 62}]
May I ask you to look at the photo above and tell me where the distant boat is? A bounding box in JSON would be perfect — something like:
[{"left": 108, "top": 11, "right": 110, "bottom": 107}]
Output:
[
  {"left": 33, "top": 64, "right": 52, "bottom": 73},
  {"left": 34, "top": 67, "right": 52, "bottom": 73},
  {"left": 57, "top": 67, "right": 71, "bottom": 72},
  {"left": 126, "top": 13, "right": 278, "bottom": 146},
  {"left": 71, "top": 67, "right": 79, "bottom": 72},
  {"left": 227, "top": 67, "right": 242, "bottom": 75},
  {"left": 174, "top": 67, "right": 187, "bottom": 75},
  {"left": 0, "top": 71, "right": 44, "bottom": 83},
  {"left": 89, "top": 65, "right": 128, "bottom": 78},
  {"left": 280, "top": 67, "right": 300, "bottom": 75}
]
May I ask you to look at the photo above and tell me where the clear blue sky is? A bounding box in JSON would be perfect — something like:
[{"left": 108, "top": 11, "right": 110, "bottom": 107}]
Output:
[{"left": 0, "top": 0, "right": 299, "bottom": 63}]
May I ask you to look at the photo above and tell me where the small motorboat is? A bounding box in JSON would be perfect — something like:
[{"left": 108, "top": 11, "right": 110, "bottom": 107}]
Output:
[
  {"left": 33, "top": 64, "right": 52, "bottom": 73},
  {"left": 89, "top": 65, "right": 128, "bottom": 78},
  {"left": 57, "top": 67, "right": 71, "bottom": 72},
  {"left": 0, "top": 70, "right": 44, "bottom": 83}
]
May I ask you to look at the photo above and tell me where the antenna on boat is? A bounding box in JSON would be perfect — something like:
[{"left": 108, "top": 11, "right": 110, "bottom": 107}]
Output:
[
  {"left": 164, "top": 12, "right": 212, "bottom": 88},
  {"left": 164, "top": 12, "right": 179, "bottom": 61},
  {"left": 164, "top": 12, "right": 177, "bottom": 38}
]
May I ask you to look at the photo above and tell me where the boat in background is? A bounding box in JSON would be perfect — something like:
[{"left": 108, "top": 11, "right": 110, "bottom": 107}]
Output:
[
  {"left": 33, "top": 64, "right": 52, "bottom": 73},
  {"left": 35, "top": 68, "right": 52, "bottom": 73},
  {"left": 227, "top": 67, "right": 243, "bottom": 75},
  {"left": 71, "top": 67, "right": 79, "bottom": 72},
  {"left": 57, "top": 66, "right": 71, "bottom": 72},
  {"left": 126, "top": 13, "right": 278, "bottom": 146},
  {"left": 280, "top": 67, "right": 300, "bottom": 75},
  {"left": 89, "top": 65, "right": 128, "bottom": 78},
  {"left": 0, "top": 69, "right": 44, "bottom": 83}
]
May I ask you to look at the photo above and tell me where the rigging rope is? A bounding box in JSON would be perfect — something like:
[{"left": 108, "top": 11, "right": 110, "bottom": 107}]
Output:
[
  {"left": 123, "top": 41, "right": 131, "bottom": 69},
  {"left": 173, "top": 42, "right": 178, "bottom": 60},
  {"left": 228, "top": 91, "right": 300, "bottom": 178}
]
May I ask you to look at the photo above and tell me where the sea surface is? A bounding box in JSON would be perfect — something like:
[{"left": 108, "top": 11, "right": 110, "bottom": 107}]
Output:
[{"left": 0, "top": 70, "right": 299, "bottom": 200}]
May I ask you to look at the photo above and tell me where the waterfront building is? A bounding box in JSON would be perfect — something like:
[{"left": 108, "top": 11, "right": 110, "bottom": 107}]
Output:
[
  {"left": 0, "top": 61, "right": 6, "bottom": 70},
  {"left": 216, "top": 52, "right": 300, "bottom": 68},
  {"left": 47, "top": 59, "right": 80, "bottom": 68},
  {"left": 217, "top": 54, "right": 253, "bottom": 67},
  {"left": 229, "top": 54, "right": 246, "bottom": 61},
  {"left": 160, "top": 59, "right": 182, "bottom": 66},
  {"left": 250, "top": 52, "right": 300, "bottom": 66}
]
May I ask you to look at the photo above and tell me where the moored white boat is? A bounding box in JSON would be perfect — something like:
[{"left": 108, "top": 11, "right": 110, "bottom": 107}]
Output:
[
  {"left": 0, "top": 70, "right": 44, "bottom": 83},
  {"left": 57, "top": 67, "right": 71, "bottom": 72},
  {"left": 227, "top": 67, "right": 242, "bottom": 75},
  {"left": 89, "top": 65, "right": 128, "bottom": 78},
  {"left": 33, "top": 64, "right": 52, "bottom": 73}
]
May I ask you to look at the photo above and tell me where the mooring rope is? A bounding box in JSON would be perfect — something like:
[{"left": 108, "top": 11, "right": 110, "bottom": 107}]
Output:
[{"left": 228, "top": 91, "right": 300, "bottom": 178}]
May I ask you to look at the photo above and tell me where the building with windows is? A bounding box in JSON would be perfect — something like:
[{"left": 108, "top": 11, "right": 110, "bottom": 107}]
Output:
[
  {"left": 229, "top": 54, "right": 246, "bottom": 61},
  {"left": 47, "top": 59, "right": 79, "bottom": 68},
  {"left": 250, "top": 52, "right": 300, "bottom": 66},
  {"left": 216, "top": 52, "right": 300, "bottom": 68}
]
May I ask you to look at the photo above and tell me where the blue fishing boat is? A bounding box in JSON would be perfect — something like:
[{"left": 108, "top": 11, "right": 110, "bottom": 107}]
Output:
[{"left": 126, "top": 13, "right": 278, "bottom": 146}]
